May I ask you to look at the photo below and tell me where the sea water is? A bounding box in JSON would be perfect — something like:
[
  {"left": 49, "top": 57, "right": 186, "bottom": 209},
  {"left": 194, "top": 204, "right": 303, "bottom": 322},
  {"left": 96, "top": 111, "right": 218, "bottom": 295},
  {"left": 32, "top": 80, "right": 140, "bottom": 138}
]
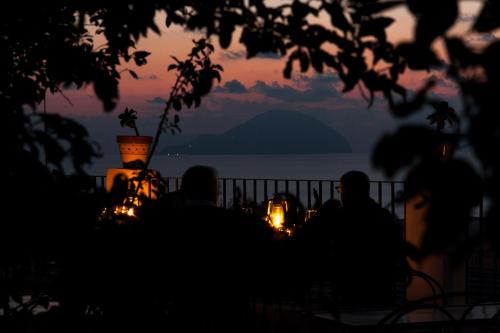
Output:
[{"left": 86, "top": 153, "right": 391, "bottom": 181}]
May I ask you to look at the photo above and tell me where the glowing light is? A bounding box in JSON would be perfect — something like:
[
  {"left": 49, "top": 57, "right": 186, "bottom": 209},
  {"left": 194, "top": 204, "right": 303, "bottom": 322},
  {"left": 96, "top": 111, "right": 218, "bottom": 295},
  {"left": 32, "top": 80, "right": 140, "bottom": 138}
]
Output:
[
  {"left": 266, "top": 197, "right": 289, "bottom": 233},
  {"left": 101, "top": 196, "right": 140, "bottom": 222},
  {"left": 270, "top": 204, "right": 285, "bottom": 229},
  {"left": 305, "top": 209, "right": 317, "bottom": 222}
]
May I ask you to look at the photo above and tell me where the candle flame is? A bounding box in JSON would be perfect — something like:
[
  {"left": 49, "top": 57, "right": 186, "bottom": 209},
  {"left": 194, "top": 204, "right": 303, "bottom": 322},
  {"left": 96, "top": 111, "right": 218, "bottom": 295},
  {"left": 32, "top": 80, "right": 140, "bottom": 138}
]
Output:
[
  {"left": 266, "top": 199, "right": 288, "bottom": 233},
  {"left": 270, "top": 205, "right": 285, "bottom": 229}
]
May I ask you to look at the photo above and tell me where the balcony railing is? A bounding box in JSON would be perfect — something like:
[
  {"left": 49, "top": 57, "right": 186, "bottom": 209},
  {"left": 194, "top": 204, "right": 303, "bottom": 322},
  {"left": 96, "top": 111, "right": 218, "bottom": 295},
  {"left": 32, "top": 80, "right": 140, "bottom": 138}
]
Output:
[
  {"left": 168, "top": 177, "right": 407, "bottom": 219},
  {"left": 88, "top": 174, "right": 496, "bottom": 301},
  {"left": 90, "top": 175, "right": 406, "bottom": 218}
]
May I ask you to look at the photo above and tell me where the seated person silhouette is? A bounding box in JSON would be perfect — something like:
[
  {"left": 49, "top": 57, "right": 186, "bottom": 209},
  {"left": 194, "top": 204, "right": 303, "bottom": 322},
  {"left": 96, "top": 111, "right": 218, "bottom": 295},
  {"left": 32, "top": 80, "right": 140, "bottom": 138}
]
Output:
[
  {"left": 165, "top": 166, "right": 256, "bottom": 332},
  {"left": 181, "top": 165, "right": 219, "bottom": 207},
  {"left": 332, "top": 171, "right": 402, "bottom": 307}
]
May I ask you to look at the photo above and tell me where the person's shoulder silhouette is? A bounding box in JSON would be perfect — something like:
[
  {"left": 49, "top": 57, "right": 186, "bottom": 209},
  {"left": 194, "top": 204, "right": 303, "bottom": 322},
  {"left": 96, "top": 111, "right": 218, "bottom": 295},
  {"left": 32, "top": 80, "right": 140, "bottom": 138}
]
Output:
[
  {"left": 167, "top": 166, "right": 246, "bottom": 292},
  {"left": 334, "top": 170, "right": 399, "bottom": 243},
  {"left": 175, "top": 165, "right": 233, "bottom": 232},
  {"left": 333, "top": 171, "right": 402, "bottom": 306},
  {"left": 163, "top": 166, "right": 253, "bottom": 331}
]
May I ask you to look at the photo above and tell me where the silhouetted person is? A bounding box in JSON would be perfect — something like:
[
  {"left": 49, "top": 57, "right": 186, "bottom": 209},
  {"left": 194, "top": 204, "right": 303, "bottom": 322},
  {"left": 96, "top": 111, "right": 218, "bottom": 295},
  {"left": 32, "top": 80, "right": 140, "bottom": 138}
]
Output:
[
  {"left": 165, "top": 165, "right": 265, "bottom": 332},
  {"left": 333, "top": 171, "right": 402, "bottom": 307},
  {"left": 181, "top": 165, "right": 219, "bottom": 205}
]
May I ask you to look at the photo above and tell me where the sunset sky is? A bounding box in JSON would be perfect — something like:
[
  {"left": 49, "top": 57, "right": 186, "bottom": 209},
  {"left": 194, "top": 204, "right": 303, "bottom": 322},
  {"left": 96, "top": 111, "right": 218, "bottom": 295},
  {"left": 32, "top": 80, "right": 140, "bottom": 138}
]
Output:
[{"left": 46, "top": 1, "right": 487, "bottom": 154}]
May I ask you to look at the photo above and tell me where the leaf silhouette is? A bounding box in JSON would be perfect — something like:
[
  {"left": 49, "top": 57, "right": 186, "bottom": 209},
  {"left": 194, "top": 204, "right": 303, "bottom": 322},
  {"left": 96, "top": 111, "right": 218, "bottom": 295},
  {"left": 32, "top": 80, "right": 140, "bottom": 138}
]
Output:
[
  {"left": 427, "top": 101, "right": 459, "bottom": 132},
  {"left": 473, "top": 1, "right": 500, "bottom": 33}
]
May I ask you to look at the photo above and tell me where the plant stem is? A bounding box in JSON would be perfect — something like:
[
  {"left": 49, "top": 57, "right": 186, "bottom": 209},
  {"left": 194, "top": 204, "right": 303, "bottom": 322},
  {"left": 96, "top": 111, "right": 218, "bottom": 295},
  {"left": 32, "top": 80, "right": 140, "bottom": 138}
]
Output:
[
  {"left": 145, "top": 74, "right": 183, "bottom": 170},
  {"left": 132, "top": 47, "right": 203, "bottom": 200},
  {"left": 129, "top": 70, "right": 185, "bottom": 201}
]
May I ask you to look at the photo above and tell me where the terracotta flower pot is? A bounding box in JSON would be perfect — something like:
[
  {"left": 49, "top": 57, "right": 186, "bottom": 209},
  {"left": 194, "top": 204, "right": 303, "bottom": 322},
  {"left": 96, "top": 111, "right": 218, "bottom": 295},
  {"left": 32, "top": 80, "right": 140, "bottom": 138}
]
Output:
[{"left": 116, "top": 135, "right": 153, "bottom": 169}]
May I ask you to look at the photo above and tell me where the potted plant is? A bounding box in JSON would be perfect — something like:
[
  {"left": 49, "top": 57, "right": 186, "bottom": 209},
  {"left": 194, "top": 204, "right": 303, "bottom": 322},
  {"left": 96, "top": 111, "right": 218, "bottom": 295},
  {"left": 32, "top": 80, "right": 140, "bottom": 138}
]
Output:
[
  {"left": 117, "top": 107, "right": 153, "bottom": 169},
  {"left": 427, "top": 100, "right": 459, "bottom": 160}
]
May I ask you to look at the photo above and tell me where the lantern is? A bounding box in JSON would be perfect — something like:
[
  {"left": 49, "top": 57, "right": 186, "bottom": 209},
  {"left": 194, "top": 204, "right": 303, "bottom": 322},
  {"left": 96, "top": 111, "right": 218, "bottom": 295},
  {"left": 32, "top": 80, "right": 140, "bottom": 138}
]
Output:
[{"left": 266, "top": 197, "right": 288, "bottom": 231}]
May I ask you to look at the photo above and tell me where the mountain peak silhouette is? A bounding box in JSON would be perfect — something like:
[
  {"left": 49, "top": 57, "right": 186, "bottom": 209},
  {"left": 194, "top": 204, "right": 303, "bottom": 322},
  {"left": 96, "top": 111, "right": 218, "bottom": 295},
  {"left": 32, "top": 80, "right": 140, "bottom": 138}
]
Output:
[{"left": 161, "top": 109, "right": 351, "bottom": 154}]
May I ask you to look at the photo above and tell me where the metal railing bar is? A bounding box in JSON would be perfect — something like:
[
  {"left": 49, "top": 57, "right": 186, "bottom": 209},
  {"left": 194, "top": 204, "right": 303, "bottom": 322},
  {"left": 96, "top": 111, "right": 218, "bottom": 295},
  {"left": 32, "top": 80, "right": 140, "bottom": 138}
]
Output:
[
  {"left": 307, "top": 180, "right": 311, "bottom": 209},
  {"left": 243, "top": 179, "right": 247, "bottom": 206},
  {"left": 223, "top": 179, "right": 227, "bottom": 209}
]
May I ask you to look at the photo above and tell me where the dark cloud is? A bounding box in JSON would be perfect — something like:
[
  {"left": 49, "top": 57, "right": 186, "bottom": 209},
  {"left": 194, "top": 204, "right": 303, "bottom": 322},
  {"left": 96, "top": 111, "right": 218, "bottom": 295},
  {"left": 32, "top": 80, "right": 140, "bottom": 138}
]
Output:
[
  {"left": 292, "top": 72, "right": 339, "bottom": 84},
  {"left": 467, "top": 33, "right": 497, "bottom": 43},
  {"left": 251, "top": 74, "right": 340, "bottom": 102},
  {"left": 220, "top": 50, "right": 282, "bottom": 61},
  {"left": 147, "top": 96, "right": 167, "bottom": 105},
  {"left": 214, "top": 80, "right": 248, "bottom": 94},
  {"left": 252, "top": 81, "right": 303, "bottom": 101},
  {"left": 134, "top": 74, "right": 159, "bottom": 80},
  {"left": 255, "top": 52, "right": 282, "bottom": 59},
  {"left": 220, "top": 51, "right": 245, "bottom": 60}
]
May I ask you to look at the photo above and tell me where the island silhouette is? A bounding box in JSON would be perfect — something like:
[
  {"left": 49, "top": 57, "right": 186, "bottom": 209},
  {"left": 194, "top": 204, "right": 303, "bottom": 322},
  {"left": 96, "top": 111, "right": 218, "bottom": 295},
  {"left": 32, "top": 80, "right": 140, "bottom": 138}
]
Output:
[{"left": 160, "top": 109, "right": 352, "bottom": 154}]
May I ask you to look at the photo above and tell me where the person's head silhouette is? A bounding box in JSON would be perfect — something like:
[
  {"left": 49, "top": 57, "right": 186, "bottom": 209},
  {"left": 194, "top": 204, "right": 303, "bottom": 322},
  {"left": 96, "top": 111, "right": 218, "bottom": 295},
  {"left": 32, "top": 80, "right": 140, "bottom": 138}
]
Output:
[
  {"left": 181, "top": 165, "right": 218, "bottom": 205},
  {"left": 339, "top": 170, "right": 370, "bottom": 206}
]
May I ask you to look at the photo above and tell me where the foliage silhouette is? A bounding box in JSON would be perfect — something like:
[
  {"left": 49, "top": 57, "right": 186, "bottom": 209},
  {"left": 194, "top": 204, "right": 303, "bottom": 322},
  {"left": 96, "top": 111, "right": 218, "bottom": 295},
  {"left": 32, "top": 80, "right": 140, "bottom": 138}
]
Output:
[
  {"left": 4, "top": 0, "right": 500, "bottom": 329},
  {"left": 427, "top": 101, "right": 459, "bottom": 133},
  {"left": 118, "top": 107, "right": 140, "bottom": 136}
]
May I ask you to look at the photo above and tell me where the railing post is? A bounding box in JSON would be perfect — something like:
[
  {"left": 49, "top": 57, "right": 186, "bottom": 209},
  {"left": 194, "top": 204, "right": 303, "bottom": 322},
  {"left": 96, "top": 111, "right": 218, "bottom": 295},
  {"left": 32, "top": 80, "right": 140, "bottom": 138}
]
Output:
[
  {"left": 253, "top": 179, "right": 257, "bottom": 204},
  {"left": 378, "top": 181, "right": 383, "bottom": 206},
  {"left": 94, "top": 176, "right": 99, "bottom": 192},
  {"left": 264, "top": 180, "right": 268, "bottom": 202},
  {"left": 223, "top": 179, "right": 227, "bottom": 209},
  {"left": 296, "top": 181, "right": 300, "bottom": 203},
  {"left": 243, "top": 179, "right": 247, "bottom": 206},
  {"left": 307, "top": 180, "right": 311, "bottom": 209},
  {"left": 233, "top": 178, "right": 237, "bottom": 208},
  {"left": 318, "top": 181, "right": 323, "bottom": 205}
]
